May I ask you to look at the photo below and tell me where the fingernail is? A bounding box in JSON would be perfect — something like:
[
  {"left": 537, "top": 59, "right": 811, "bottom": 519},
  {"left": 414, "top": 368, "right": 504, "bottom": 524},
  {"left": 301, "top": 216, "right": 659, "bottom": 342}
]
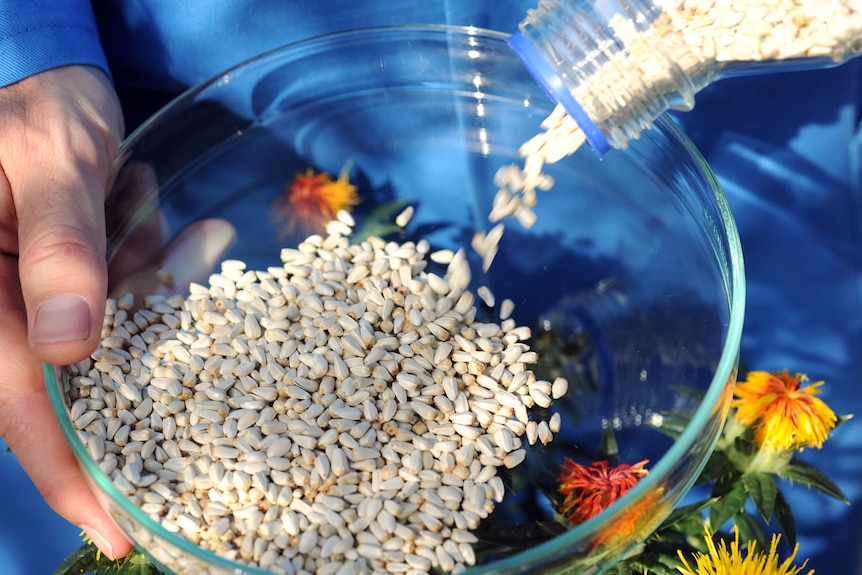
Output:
[
  {"left": 80, "top": 525, "right": 116, "bottom": 560},
  {"left": 30, "top": 294, "right": 92, "bottom": 344}
]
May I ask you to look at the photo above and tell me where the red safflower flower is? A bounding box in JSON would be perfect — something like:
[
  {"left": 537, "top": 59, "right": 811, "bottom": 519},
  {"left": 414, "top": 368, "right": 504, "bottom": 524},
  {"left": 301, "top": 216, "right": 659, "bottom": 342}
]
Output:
[
  {"left": 272, "top": 164, "right": 359, "bottom": 237},
  {"left": 557, "top": 458, "right": 649, "bottom": 525}
]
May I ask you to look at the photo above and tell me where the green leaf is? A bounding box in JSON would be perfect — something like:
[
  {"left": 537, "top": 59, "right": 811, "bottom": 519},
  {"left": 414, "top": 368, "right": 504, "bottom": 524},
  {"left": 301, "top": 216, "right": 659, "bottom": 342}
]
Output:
[
  {"left": 597, "top": 425, "right": 620, "bottom": 465},
  {"left": 733, "top": 510, "right": 769, "bottom": 550},
  {"left": 835, "top": 413, "right": 854, "bottom": 429},
  {"left": 623, "top": 556, "right": 679, "bottom": 575},
  {"left": 711, "top": 472, "right": 742, "bottom": 498},
  {"left": 635, "top": 535, "right": 701, "bottom": 573},
  {"left": 780, "top": 458, "right": 850, "bottom": 503},
  {"left": 668, "top": 385, "right": 707, "bottom": 404},
  {"left": 652, "top": 409, "right": 697, "bottom": 440},
  {"left": 56, "top": 546, "right": 165, "bottom": 575},
  {"left": 742, "top": 472, "right": 778, "bottom": 522},
  {"left": 709, "top": 480, "right": 748, "bottom": 529},
  {"left": 94, "top": 563, "right": 120, "bottom": 575},
  {"left": 774, "top": 488, "right": 797, "bottom": 551},
  {"left": 659, "top": 498, "right": 714, "bottom": 531},
  {"left": 351, "top": 199, "right": 412, "bottom": 243},
  {"left": 696, "top": 451, "right": 738, "bottom": 486},
  {"left": 671, "top": 513, "right": 713, "bottom": 540},
  {"left": 53, "top": 544, "right": 102, "bottom": 575},
  {"left": 732, "top": 434, "right": 758, "bottom": 457},
  {"left": 115, "top": 552, "right": 161, "bottom": 575}
]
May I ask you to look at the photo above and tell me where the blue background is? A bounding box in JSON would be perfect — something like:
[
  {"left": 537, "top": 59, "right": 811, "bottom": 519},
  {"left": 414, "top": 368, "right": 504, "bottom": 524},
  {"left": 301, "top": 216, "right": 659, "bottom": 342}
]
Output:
[
  {"left": 2, "top": 2, "right": 862, "bottom": 574},
  {"left": 4, "top": 63, "right": 862, "bottom": 571}
]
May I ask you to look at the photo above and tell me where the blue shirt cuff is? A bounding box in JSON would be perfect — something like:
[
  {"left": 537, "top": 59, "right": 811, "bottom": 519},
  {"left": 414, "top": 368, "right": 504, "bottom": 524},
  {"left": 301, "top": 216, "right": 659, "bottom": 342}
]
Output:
[{"left": 0, "top": 0, "right": 110, "bottom": 87}]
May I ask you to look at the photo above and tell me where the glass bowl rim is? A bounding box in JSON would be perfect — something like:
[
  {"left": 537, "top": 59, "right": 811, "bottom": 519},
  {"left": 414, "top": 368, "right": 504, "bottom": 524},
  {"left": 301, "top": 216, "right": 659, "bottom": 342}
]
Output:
[{"left": 47, "top": 23, "right": 746, "bottom": 574}]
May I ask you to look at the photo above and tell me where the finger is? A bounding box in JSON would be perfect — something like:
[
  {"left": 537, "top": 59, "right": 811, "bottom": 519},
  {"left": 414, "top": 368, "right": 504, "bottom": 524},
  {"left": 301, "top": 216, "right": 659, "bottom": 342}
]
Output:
[
  {"left": 16, "top": 162, "right": 109, "bottom": 366},
  {"left": 160, "top": 218, "right": 238, "bottom": 288},
  {"left": 0, "top": 67, "right": 122, "bottom": 366},
  {"left": 110, "top": 218, "right": 237, "bottom": 301},
  {"left": 0, "top": 257, "right": 132, "bottom": 559},
  {"left": 106, "top": 162, "right": 170, "bottom": 290}
]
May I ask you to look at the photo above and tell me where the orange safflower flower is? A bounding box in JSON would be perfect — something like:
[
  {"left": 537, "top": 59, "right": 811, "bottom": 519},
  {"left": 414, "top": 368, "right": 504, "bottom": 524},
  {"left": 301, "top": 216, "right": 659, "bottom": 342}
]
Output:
[
  {"left": 557, "top": 458, "right": 649, "bottom": 525},
  {"left": 273, "top": 164, "right": 359, "bottom": 237},
  {"left": 677, "top": 526, "right": 813, "bottom": 575},
  {"left": 590, "top": 483, "right": 666, "bottom": 550},
  {"left": 733, "top": 370, "right": 837, "bottom": 451}
]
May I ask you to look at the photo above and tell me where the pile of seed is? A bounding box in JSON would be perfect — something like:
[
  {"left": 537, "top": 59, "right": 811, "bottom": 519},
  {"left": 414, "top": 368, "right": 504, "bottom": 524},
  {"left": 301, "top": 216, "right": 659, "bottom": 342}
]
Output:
[
  {"left": 658, "top": 0, "right": 862, "bottom": 64},
  {"left": 67, "top": 211, "right": 567, "bottom": 575},
  {"left": 564, "top": 0, "right": 862, "bottom": 144}
]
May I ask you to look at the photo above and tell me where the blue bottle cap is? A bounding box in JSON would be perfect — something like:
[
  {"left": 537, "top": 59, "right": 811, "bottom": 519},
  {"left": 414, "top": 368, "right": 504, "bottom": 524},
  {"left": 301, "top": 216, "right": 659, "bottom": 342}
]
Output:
[{"left": 507, "top": 32, "right": 611, "bottom": 155}]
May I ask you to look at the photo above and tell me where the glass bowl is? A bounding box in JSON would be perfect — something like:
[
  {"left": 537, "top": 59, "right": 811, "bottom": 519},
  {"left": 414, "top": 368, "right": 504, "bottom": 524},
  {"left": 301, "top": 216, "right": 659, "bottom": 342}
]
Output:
[{"left": 46, "top": 25, "right": 744, "bottom": 575}]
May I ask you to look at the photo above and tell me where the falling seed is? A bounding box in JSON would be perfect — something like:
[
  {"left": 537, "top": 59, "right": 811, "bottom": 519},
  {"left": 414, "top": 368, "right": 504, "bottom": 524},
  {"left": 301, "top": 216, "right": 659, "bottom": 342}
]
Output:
[
  {"left": 499, "top": 298, "right": 515, "bottom": 321},
  {"left": 552, "top": 376, "right": 569, "bottom": 400},
  {"left": 336, "top": 209, "right": 355, "bottom": 228},
  {"left": 549, "top": 412, "right": 562, "bottom": 433},
  {"left": 395, "top": 205, "right": 414, "bottom": 228},
  {"left": 477, "top": 286, "right": 495, "bottom": 308},
  {"left": 430, "top": 249, "right": 455, "bottom": 264}
]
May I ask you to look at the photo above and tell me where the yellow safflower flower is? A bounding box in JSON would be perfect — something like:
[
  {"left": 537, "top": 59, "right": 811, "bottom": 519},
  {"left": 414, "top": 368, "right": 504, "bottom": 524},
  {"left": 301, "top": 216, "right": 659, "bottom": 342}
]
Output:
[
  {"left": 677, "top": 527, "right": 812, "bottom": 575},
  {"left": 732, "top": 370, "right": 836, "bottom": 451}
]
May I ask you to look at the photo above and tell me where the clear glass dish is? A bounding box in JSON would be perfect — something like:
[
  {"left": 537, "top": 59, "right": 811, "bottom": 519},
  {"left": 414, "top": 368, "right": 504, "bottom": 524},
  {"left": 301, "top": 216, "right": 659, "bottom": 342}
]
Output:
[{"left": 45, "top": 25, "right": 744, "bottom": 575}]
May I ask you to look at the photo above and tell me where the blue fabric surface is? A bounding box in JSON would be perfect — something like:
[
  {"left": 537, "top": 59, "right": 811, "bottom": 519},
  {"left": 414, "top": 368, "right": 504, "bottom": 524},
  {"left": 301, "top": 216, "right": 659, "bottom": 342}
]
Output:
[
  {"left": 0, "top": 2, "right": 860, "bottom": 574},
  {"left": 90, "top": 0, "right": 534, "bottom": 92},
  {"left": 0, "top": 0, "right": 108, "bottom": 87},
  {"left": 672, "top": 62, "right": 862, "bottom": 574}
]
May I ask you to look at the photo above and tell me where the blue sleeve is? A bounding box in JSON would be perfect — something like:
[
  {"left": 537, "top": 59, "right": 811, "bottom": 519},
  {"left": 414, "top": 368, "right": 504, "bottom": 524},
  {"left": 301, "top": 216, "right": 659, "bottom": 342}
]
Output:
[
  {"left": 91, "top": 0, "right": 533, "bottom": 91},
  {"left": 0, "top": 0, "right": 110, "bottom": 87}
]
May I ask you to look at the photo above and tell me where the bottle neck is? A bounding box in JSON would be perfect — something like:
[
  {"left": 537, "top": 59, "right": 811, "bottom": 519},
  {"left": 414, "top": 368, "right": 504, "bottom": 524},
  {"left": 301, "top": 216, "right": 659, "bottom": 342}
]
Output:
[{"left": 510, "top": 0, "right": 711, "bottom": 154}]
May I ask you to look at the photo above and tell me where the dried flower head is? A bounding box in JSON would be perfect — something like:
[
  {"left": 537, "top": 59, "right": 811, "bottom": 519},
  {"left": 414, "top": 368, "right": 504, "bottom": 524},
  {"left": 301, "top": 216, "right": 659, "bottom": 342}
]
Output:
[
  {"left": 557, "top": 458, "right": 649, "bottom": 525},
  {"left": 273, "top": 163, "right": 359, "bottom": 237},
  {"left": 733, "top": 370, "right": 837, "bottom": 451},
  {"left": 677, "top": 526, "right": 813, "bottom": 575}
]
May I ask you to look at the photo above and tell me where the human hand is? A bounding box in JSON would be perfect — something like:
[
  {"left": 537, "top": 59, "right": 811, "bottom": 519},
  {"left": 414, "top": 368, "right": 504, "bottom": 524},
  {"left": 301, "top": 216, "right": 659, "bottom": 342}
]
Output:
[
  {"left": 106, "top": 161, "right": 237, "bottom": 301},
  {"left": 0, "top": 65, "right": 132, "bottom": 559}
]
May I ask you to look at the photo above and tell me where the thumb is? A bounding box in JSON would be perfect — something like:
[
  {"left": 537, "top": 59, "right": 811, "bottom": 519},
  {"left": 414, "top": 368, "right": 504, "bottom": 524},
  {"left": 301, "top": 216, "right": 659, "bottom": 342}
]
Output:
[
  {"left": 19, "top": 179, "right": 108, "bottom": 365},
  {"left": 4, "top": 67, "right": 123, "bottom": 365}
]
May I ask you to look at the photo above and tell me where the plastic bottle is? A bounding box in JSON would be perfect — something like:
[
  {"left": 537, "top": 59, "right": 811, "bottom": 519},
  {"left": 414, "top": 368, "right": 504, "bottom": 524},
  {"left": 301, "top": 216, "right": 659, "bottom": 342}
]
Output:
[{"left": 508, "top": 0, "right": 862, "bottom": 154}]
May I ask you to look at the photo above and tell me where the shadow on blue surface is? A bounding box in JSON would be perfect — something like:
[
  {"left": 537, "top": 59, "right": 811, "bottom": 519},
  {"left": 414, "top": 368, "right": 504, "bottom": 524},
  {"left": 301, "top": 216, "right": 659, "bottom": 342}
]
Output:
[{"left": 673, "top": 60, "right": 862, "bottom": 575}]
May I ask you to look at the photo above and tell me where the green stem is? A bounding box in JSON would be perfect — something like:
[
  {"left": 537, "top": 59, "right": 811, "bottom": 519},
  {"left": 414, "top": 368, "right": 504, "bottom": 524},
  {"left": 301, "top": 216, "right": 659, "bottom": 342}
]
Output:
[{"left": 745, "top": 447, "right": 792, "bottom": 475}]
